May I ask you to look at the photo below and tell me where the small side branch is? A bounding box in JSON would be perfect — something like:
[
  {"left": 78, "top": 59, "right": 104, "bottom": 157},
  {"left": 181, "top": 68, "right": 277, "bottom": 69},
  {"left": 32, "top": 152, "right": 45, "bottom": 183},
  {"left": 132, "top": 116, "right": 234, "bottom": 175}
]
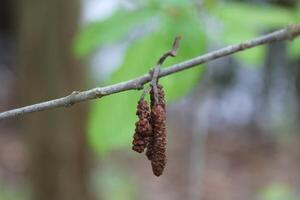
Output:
[
  {"left": 0, "top": 24, "right": 300, "bottom": 120},
  {"left": 156, "top": 36, "right": 181, "bottom": 65},
  {"left": 151, "top": 36, "right": 181, "bottom": 102}
]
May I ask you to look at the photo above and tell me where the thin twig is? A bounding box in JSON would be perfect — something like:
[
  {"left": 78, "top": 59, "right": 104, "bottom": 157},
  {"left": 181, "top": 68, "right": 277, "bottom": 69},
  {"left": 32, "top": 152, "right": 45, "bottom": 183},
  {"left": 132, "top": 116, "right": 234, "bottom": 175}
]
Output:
[
  {"left": 0, "top": 24, "right": 300, "bottom": 120},
  {"left": 140, "top": 87, "right": 151, "bottom": 101},
  {"left": 151, "top": 36, "right": 181, "bottom": 103},
  {"left": 157, "top": 36, "right": 182, "bottom": 65}
]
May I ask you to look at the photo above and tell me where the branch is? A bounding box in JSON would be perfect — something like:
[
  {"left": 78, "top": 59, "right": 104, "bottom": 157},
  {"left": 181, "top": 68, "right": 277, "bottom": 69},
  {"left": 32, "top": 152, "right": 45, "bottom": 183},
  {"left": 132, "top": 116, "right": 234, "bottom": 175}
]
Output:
[
  {"left": 1, "top": 24, "right": 300, "bottom": 120},
  {"left": 151, "top": 36, "right": 181, "bottom": 103},
  {"left": 156, "top": 36, "right": 181, "bottom": 65}
]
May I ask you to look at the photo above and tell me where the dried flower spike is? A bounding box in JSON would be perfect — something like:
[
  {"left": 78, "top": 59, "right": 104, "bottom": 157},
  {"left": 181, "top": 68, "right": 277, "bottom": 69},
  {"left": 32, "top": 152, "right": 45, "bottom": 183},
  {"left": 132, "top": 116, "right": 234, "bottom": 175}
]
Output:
[
  {"left": 150, "top": 104, "right": 167, "bottom": 176},
  {"left": 132, "top": 100, "right": 152, "bottom": 153},
  {"left": 150, "top": 84, "right": 165, "bottom": 109},
  {"left": 133, "top": 36, "right": 179, "bottom": 176},
  {"left": 149, "top": 85, "right": 167, "bottom": 176}
]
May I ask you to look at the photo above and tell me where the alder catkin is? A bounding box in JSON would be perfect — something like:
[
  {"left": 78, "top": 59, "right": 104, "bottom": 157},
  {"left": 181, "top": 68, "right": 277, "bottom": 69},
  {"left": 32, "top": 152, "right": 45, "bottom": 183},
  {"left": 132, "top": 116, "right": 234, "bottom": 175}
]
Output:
[
  {"left": 149, "top": 85, "right": 167, "bottom": 176},
  {"left": 147, "top": 84, "right": 165, "bottom": 160},
  {"left": 132, "top": 100, "right": 152, "bottom": 153},
  {"left": 150, "top": 84, "right": 165, "bottom": 109},
  {"left": 132, "top": 84, "right": 167, "bottom": 176},
  {"left": 150, "top": 104, "right": 167, "bottom": 176},
  {"left": 145, "top": 137, "right": 153, "bottom": 160}
]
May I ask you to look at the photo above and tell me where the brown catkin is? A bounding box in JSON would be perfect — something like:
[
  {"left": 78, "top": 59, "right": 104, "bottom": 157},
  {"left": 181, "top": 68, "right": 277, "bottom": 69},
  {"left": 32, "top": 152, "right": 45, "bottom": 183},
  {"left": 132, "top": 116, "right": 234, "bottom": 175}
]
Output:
[
  {"left": 145, "top": 137, "right": 153, "bottom": 160},
  {"left": 149, "top": 85, "right": 167, "bottom": 176},
  {"left": 132, "top": 84, "right": 167, "bottom": 176},
  {"left": 132, "top": 100, "right": 152, "bottom": 153},
  {"left": 146, "top": 84, "right": 165, "bottom": 160},
  {"left": 150, "top": 104, "right": 167, "bottom": 176},
  {"left": 150, "top": 84, "right": 165, "bottom": 109}
]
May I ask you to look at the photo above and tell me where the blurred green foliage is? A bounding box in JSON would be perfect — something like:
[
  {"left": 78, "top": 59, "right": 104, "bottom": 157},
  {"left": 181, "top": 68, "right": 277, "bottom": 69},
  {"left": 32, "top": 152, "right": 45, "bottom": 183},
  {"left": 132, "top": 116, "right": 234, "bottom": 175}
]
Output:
[
  {"left": 258, "top": 183, "right": 297, "bottom": 200},
  {"left": 74, "top": 9, "right": 156, "bottom": 57},
  {"left": 209, "top": 2, "right": 300, "bottom": 64},
  {"left": 74, "top": 0, "right": 300, "bottom": 155}
]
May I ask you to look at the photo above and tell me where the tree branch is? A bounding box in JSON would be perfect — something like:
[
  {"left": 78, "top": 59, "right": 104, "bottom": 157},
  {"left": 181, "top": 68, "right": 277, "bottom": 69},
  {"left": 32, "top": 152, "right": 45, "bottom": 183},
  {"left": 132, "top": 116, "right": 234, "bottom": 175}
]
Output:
[
  {"left": 1, "top": 24, "right": 300, "bottom": 120},
  {"left": 151, "top": 36, "right": 181, "bottom": 103}
]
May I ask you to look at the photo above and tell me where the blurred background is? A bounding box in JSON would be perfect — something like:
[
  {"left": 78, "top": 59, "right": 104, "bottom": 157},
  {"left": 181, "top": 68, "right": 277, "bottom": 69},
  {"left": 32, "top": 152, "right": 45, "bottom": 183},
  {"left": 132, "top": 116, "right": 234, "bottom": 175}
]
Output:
[{"left": 0, "top": 0, "right": 300, "bottom": 200}]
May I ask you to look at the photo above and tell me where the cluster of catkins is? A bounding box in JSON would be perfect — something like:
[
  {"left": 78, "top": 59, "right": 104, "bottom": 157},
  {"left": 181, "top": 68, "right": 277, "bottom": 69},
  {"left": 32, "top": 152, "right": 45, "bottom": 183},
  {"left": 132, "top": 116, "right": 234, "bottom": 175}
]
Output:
[{"left": 132, "top": 84, "right": 167, "bottom": 176}]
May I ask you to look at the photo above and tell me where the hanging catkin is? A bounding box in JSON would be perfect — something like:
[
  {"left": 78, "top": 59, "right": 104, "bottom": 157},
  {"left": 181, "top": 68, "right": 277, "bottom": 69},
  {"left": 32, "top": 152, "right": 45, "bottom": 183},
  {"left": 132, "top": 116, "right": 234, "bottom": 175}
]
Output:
[
  {"left": 132, "top": 100, "right": 152, "bottom": 153},
  {"left": 150, "top": 84, "right": 165, "bottom": 109},
  {"left": 148, "top": 85, "right": 167, "bottom": 176},
  {"left": 131, "top": 36, "right": 180, "bottom": 176}
]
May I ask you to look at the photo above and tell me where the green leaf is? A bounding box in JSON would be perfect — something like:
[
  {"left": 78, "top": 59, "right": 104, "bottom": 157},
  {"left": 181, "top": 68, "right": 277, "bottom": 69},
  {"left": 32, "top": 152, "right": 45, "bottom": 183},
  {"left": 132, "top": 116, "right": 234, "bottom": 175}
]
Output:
[
  {"left": 88, "top": 92, "right": 137, "bottom": 156},
  {"left": 212, "top": 2, "right": 296, "bottom": 29},
  {"left": 74, "top": 9, "right": 156, "bottom": 58},
  {"left": 88, "top": 6, "right": 207, "bottom": 155},
  {"left": 211, "top": 2, "right": 297, "bottom": 65}
]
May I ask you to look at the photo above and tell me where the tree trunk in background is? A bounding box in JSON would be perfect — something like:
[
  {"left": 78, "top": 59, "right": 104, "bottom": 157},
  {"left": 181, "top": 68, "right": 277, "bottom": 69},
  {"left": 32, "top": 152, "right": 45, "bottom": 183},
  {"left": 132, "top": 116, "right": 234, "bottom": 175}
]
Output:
[
  {"left": 0, "top": 0, "right": 16, "bottom": 125},
  {"left": 17, "top": 1, "right": 90, "bottom": 200}
]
